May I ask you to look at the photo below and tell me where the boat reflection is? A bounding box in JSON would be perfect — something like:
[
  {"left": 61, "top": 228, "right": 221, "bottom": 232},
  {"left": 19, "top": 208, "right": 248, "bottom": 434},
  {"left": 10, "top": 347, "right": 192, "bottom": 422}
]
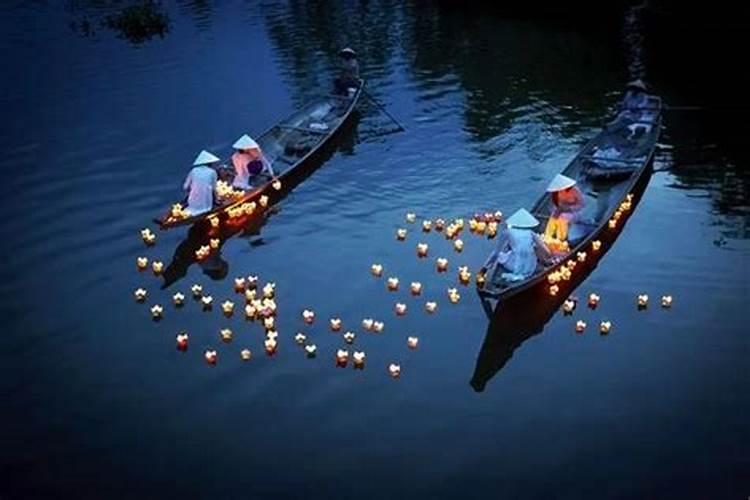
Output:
[{"left": 161, "top": 112, "right": 360, "bottom": 288}]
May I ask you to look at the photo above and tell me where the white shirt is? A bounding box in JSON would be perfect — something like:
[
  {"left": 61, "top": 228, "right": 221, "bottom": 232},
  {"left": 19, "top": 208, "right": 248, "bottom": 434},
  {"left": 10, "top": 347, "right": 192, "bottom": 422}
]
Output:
[
  {"left": 183, "top": 165, "right": 217, "bottom": 215},
  {"left": 486, "top": 227, "right": 547, "bottom": 279}
]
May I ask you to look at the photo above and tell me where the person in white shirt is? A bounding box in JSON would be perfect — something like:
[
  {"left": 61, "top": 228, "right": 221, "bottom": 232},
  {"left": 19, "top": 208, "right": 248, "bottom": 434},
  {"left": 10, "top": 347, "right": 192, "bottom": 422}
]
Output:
[{"left": 183, "top": 150, "right": 219, "bottom": 215}]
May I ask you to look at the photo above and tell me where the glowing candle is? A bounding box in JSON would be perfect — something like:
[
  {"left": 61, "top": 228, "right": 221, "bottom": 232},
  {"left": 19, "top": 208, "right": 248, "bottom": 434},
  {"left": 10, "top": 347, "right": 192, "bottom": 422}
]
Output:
[
  {"left": 549, "top": 285, "right": 559, "bottom": 296},
  {"left": 576, "top": 251, "right": 587, "bottom": 263},
  {"left": 210, "top": 238, "right": 220, "bottom": 249},
  {"left": 259, "top": 195, "right": 269, "bottom": 208},
  {"left": 592, "top": 240, "right": 601, "bottom": 251},
  {"left": 209, "top": 217, "right": 220, "bottom": 228}
]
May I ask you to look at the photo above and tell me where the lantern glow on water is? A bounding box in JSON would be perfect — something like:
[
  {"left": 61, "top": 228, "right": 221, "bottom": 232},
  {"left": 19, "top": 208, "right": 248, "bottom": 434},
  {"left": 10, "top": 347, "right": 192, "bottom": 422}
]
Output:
[
  {"left": 134, "top": 288, "right": 148, "bottom": 303},
  {"left": 389, "top": 363, "right": 401, "bottom": 378},
  {"left": 575, "top": 320, "right": 586, "bottom": 333}
]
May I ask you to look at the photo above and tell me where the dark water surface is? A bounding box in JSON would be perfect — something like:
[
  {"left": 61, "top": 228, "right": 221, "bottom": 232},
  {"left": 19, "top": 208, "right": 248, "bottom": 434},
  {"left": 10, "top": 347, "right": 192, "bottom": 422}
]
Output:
[{"left": 2, "top": 1, "right": 748, "bottom": 498}]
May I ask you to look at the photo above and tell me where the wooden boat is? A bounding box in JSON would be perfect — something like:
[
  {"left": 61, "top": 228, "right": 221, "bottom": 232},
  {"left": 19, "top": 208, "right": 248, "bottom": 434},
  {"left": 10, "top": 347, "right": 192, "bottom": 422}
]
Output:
[
  {"left": 157, "top": 80, "right": 364, "bottom": 229},
  {"left": 477, "top": 90, "right": 662, "bottom": 316}
]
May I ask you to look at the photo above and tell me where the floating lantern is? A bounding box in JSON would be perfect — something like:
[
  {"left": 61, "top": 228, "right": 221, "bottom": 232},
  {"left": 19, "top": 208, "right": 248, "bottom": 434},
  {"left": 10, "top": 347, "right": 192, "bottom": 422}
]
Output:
[
  {"left": 458, "top": 266, "right": 471, "bottom": 285},
  {"left": 263, "top": 316, "right": 275, "bottom": 331},
  {"left": 373, "top": 321, "right": 385, "bottom": 333},
  {"left": 599, "top": 321, "right": 612, "bottom": 334},
  {"left": 272, "top": 180, "right": 282, "bottom": 191},
  {"left": 576, "top": 251, "right": 587, "bottom": 263},
  {"left": 410, "top": 282, "right": 423, "bottom": 296},
  {"left": 151, "top": 261, "right": 164, "bottom": 276},
  {"left": 247, "top": 275, "right": 259, "bottom": 290},
  {"left": 575, "top": 320, "right": 586, "bottom": 333},
  {"left": 302, "top": 309, "right": 315, "bottom": 324},
  {"left": 389, "top": 363, "right": 401, "bottom": 378},
  {"left": 494, "top": 210, "right": 503, "bottom": 222},
  {"left": 422, "top": 220, "right": 432, "bottom": 232},
  {"left": 454, "top": 219, "right": 465, "bottom": 230},
  {"left": 406, "top": 213, "right": 416, "bottom": 223},
  {"left": 435, "top": 219, "right": 445, "bottom": 231},
  {"left": 362, "top": 318, "right": 374, "bottom": 331},
  {"left": 134, "top": 288, "right": 148, "bottom": 303},
  {"left": 469, "top": 219, "right": 479, "bottom": 233},
  {"left": 592, "top": 240, "right": 601, "bottom": 251},
  {"left": 549, "top": 284, "right": 559, "bottom": 296},
  {"left": 176, "top": 332, "right": 188, "bottom": 351},
  {"left": 233, "top": 277, "right": 246, "bottom": 292},
  {"left": 259, "top": 195, "right": 269, "bottom": 208},
  {"left": 330, "top": 317, "right": 342, "bottom": 331},
  {"left": 353, "top": 351, "right": 365, "bottom": 369},
  {"left": 210, "top": 238, "right": 220, "bottom": 249},
  {"left": 454, "top": 239, "right": 464, "bottom": 252},
  {"left": 343, "top": 331, "right": 355, "bottom": 344},
  {"left": 245, "top": 304, "right": 257, "bottom": 319},
  {"left": 137, "top": 256, "right": 149, "bottom": 270},
  {"left": 637, "top": 294, "right": 649, "bottom": 308},
  {"left": 220, "top": 328, "right": 233, "bottom": 343},
  {"left": 266, "top": 330, "right": 278, "bottom": 341},
  {"left": 172, "top": 292, "right": 185, "bottom": 306},
  {"left": 417, "top": 243, "right": 429, "bottom": 258},
  {"left": 204, "top": 349, "right": 217, "bottom": 365},
  {"left": 447, "top": 288, "right": 461, "bottom": 303},
  {"left": 244, "top": 289, "right": 256, "bottom": 302},
  {"left": 436, "top": 258, "right": 449, "bottom": 272},
  {"left": 336, "top": 349, "right": 349, "bottom": 367},
  {"left": 264, "top": 338, "right": 277, "bottom": 355},
  {"left": 588, "top": 293, "right": 600, "bottom": 308},
  {"left": 387, "top": 277, "right": 399, "bottom": 291},
  {"left": 562, "top": 299, "right": 576, "bottom": 314},
  {"left": 201, "top": 295, "right": 213, "bottom": 309},
  {"left": 476, "top": 221, "right": 487, "bottom": 234},
  {"left": 295, "top": 332, "right": 306, "bottom": 345},
  {"left": 407, "top": 336, "right": 419, "bottom": 349},
  {"left": 221, "top": 300, "right": 235, "bottom": 317},
  {"left": 661, "top": 295, "right": 673, "bottom": 308},
  {"left": 241, "top": 349, "right": 252, "bottom": 361},
  {"left": 195, "top": 245, "right": 210, "bottom": 260},
  {"left": 371, "top": 264, "right": 383, "bottom": 277},
  {"left": 396, "top": 228, "right": 407, "bottom": 241},
  {"left": 150, "top": 304, "right": 163, "bottom": 319},
  {"left": 395, "top": 303, "right": 407, "bottom": 316},
  {"left": 262, "top": 282, "right": 275, "bottom": 299},
  {"left": 425, "top": 301, "right": 437, "bottom": 314},
  {"left": 305, "top": 344, "right": 317, "bottom": 357},
  {"left": 476, "top": 272, "right": 486, "bottom": 288},
  {"left": 141, "top": 228, "right": 156, "bottom": 246},
  {"left": 445, "top": 225, "right": 457, "bottom": 240}
]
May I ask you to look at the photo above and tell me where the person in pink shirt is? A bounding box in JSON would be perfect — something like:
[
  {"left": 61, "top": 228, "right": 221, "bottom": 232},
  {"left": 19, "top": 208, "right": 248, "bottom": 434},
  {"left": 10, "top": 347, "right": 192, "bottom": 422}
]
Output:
[{"left": 230, "top": 134, "right": 273, "bottom": 189}]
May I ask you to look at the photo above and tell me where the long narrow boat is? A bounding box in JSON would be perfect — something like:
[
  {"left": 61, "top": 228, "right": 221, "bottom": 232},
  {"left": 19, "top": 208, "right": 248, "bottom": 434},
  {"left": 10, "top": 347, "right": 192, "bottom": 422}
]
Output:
[
  {"left": 157, "top": 80, "right": 364, "bottom": 229},
  {"left": 477, "top": 89, "right": 662, "bottom": 316}
]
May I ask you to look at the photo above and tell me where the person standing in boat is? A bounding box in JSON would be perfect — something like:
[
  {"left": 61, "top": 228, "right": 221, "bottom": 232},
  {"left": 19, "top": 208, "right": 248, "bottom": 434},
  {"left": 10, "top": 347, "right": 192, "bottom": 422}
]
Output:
[
  {"left": 183, "top": 150, "right": 219, "bottom": 215},
  {"left": 334, "top": 47, "right": 360, "bottom": 96},
  {"left": 480, "top": 208, "right": 554, "bottom": 282},
  {"left": 231, "top": 134, "right": 274, "bottom": 190},
  {"left": 544, "top": 174, "right": 585, "bottom": 245}
]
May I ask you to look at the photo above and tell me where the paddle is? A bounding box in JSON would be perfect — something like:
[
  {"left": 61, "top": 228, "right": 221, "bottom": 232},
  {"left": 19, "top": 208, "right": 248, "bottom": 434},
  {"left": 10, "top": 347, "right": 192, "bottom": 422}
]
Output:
[{"left": 362, "top": 88, "right": 406, "bottom": 132}]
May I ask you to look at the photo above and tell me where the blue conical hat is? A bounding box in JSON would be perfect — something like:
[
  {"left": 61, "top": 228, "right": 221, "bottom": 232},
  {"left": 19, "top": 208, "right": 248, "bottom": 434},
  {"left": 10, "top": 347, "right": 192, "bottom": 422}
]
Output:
[
  {"left": 506, "top": 208, "right": 539, "bottom": 229},
  {"left": 193, "top": 150, "right": 220, "bottom": 166}
]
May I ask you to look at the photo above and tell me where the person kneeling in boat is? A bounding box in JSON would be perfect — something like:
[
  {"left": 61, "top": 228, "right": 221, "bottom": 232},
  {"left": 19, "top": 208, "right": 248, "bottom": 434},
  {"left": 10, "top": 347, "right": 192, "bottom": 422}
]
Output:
[
  {"left": 231, "top": 134, "right": 275, "bottom": 190},
  {"left": 480, "top": 208, "right": 554, "bottom": 282},
  {"left": 543, "top": 174, "right": 585, "bottom": 252},
  {"left": 334, "top": 47, "right": 360, "bottom": 96},
  {"left": 183, "top": 150, "right": 220, "bottom": 215}
]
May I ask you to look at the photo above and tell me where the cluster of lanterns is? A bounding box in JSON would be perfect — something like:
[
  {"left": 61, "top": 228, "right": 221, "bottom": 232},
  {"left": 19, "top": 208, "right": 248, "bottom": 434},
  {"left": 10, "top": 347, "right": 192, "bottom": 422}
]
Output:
[
  {"left": 608, "top": 193, "right": 635, "bottom": 230},
  {"left": 170, "top": 203, "right": 190, "bottom": 221}
]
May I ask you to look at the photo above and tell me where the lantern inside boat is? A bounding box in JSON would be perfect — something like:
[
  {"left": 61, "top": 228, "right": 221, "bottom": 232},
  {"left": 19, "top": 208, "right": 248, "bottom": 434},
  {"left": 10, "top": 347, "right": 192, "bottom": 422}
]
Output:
[
  {"left": 417, "top": 243, "right": 429, "bottom": 258},
  {"left": 134, "top": 288, "right": 148, "bottom": 303},
  {"left": 407, "top": 336, "right": 419, "bottom": 349},
  {"left": 209, "top": 216, "right": 220, "bottom": 228},
  {"left": 204, "top": 349, "right": 218, "bottom": 365},
  {"left": 371, "top": 264, "right": 383, "bottom": 277},
  {"left": 661, "top": 295, "right": 673, "bottom": 308},
  {"left": 575, "top": 320, "right": 586, "bottom": 333},
  {"left": 272, "top": 180, "right": 282, "bottom": 191},
  {"left": 259, "top": 195, "right": 269, "bottom": 208},
  {"left": 549, "top": 284, "right": 559, "bottom": 296},
  {"left": 389, "top": 363, "right": 401, "bottom": 378},
  {"left": 476, "top": 272, "right": 486, "bottom": 288},
  {"left": 577, "top": 251, "right": 587, "bottom": 263},
  {"left": 210, "top": 238, "right": 220, "bottom": 249},
  {"left": 592, "top": 240, "right": 602, "bottom": 251},
  {"left": 608, "top": 219, "right": 617, "bottom": 229}
]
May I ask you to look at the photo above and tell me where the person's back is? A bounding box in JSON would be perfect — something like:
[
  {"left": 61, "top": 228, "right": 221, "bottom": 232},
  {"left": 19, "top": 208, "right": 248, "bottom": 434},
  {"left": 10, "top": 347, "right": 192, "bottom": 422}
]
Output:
[
  {"left": 502, "top": 227, "right": 538, "bottom": 277},
  {"left": 184, "top": 164, "right": 217, "bottom": 215}
]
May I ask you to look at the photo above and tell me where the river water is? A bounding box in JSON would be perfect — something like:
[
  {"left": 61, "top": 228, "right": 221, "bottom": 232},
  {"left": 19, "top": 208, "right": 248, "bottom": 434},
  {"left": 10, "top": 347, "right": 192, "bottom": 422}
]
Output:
[{"left": 2, "top": 1, "right": 747, "bottom": 498}]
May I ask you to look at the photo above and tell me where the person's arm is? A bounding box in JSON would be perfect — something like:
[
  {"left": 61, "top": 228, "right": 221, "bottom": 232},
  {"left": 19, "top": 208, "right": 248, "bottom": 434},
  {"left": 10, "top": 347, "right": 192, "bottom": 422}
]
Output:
[
  {"left": 533, "top": 232, "right": 554, "bottom": 264},
  {"left": 183, "top": 170, "right": 193, "bottom": 191},
  {"left": 481, "top": 230, "right": 509, "bottom": 274}
]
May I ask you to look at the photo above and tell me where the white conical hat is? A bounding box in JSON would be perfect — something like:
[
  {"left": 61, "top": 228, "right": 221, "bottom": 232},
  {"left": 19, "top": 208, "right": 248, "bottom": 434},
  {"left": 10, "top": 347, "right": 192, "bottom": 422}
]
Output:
[
  {"left": 546, "top": 174, "right": 577, "bottom": 192},
  {"left": 627, "top": 79, "right": 648, "bottom": 91},
  {"left": 506, "top": 208, "right": 539, "bottom": 229},
  {"left": 193, "top": 150, "right": 220, "bottom": 165},
  {"left": 339, "top": 47, "right": 357, "bottom": 57},
  {"left": 233, "top": 134, "right": 260, "bottom": 151}
]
